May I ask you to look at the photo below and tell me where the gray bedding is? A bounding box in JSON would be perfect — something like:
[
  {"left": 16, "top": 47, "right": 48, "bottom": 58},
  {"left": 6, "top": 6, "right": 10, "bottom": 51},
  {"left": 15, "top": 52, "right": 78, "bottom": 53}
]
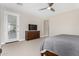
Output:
[{"left": 40, "top": 34, "right": 79, "bottom": 56}]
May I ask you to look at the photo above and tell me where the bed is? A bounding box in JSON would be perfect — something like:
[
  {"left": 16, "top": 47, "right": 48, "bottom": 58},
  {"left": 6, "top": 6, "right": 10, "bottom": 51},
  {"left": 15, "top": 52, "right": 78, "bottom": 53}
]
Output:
[{"left": 40, "top": 34, "right": 79, "bottom": 56}]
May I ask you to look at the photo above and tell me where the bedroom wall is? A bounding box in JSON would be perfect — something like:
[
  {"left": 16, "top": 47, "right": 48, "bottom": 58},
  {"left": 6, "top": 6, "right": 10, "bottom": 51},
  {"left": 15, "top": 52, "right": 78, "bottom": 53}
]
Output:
[
  {"left": 0, "top": 8, "right": 6, "bottom": 44},
  {"left": 0, "top": 8, "right": 1, "bottom": 43},
  {"left": 19, "top": 13, "right": 44, "bottom": 40},
  {"left": 0, "top": 7, "right": 44, "bottom": 43},
  {"left": 49, "top": 9, "right": 79, "bottom": 36}
]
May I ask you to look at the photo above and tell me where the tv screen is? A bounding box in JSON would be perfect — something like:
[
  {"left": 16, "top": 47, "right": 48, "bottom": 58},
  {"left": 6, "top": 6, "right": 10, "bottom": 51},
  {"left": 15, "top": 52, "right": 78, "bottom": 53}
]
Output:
[{"left": 28, "top": 24, "right": 37, "bottom": 30}]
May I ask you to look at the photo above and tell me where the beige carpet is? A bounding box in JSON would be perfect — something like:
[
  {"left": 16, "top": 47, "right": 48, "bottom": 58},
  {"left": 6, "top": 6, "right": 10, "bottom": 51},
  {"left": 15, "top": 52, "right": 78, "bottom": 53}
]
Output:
[{"left": 1, "top": 38, "right": 44, "bottom": 56}]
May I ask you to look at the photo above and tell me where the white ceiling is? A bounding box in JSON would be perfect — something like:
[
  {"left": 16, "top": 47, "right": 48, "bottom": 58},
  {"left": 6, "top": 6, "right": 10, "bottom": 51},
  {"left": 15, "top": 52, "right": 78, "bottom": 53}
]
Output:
[{"left": 0, "top": 3, "right": 79, "bottom": 19}]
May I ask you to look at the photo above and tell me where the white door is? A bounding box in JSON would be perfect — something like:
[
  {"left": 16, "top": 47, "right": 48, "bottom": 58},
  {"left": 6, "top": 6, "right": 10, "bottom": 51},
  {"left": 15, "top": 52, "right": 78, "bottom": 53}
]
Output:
[
  {"left": 44, "top": 20, "right": 49, "bottom": 37},
  {"left": 5, "top": 11, "right": 19, "bottom": 43}
]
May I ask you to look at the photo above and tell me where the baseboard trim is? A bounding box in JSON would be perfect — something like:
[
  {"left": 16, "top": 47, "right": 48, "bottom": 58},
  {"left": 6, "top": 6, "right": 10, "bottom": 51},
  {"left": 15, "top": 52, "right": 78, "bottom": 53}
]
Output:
[
  {"left": 40, "top": 36, "right": 45, "bottom": 38},
  {"left": 18, "top": 39, "right": 25, "bottom": 41},
  {"left": 1, "top": 39, "right": 25, "bottom": 45},
  {"left": 40, "top": 35, "right": 48, "bottom": 38},
  {"left": 1, "top": 42, "right": 6, "bottom": 45}
]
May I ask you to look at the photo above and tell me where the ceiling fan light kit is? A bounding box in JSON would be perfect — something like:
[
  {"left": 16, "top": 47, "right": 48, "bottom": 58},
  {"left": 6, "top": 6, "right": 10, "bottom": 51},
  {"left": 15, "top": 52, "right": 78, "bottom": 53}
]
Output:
[{"left": 47, "top": 7, "right": 51, "bottom": 10}]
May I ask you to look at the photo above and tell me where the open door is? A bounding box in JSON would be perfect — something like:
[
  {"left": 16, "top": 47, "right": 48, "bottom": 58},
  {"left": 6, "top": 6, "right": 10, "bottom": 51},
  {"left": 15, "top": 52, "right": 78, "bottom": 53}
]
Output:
[{"left": 44, "top": 20, "right": 49, "bottom": 37}]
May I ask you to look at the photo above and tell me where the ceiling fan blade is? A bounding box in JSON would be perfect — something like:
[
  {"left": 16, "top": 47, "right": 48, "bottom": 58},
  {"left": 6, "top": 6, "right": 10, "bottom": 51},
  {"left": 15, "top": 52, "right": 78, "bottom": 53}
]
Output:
[
  {"left": 48, "top": 3, "right": 54, "bottom": 7},
  {"left": 50, "top": 8, "right": 55, "bottom": 12},
  {"left": 40, "top": 7, "right": 48, "bottom": 10},
  {"left": 17, "top": 3, "right": 23, "bottom": 6}
]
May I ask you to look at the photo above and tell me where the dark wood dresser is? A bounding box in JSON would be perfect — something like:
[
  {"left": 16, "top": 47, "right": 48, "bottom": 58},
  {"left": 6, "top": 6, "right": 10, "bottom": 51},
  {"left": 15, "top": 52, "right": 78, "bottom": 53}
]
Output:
[{"left": 25, "top": 31, "right": 40, "bottom": 41}]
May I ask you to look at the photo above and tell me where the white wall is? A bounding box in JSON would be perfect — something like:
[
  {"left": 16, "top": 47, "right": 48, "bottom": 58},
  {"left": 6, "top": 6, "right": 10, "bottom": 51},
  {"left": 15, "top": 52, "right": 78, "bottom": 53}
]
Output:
[
  {"left": 19, "top": 13, "right": 44, "bottom": 40},
  {"left": 0, "top": 8, "right": 5, "bottom": 44},
  {"left": 0, "top": 7, "right": 44, "bottom": 43},
  {"left": 49, "top": 9, "right": 79, "bottom": 36},
  {"left": 0, "top": 8, "right": 1, "bottom": 43}
]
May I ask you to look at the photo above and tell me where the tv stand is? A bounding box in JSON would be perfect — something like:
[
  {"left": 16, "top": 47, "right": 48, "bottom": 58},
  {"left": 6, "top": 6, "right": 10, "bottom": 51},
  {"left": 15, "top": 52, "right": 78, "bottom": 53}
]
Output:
[{"left": 25, "top": 31, "right": 40, "bottom": 41}]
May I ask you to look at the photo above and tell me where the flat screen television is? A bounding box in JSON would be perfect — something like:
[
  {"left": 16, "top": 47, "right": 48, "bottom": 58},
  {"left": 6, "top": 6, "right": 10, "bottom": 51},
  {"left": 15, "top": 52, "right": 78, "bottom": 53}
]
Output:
[{"left": 28, "top": 24, "right": 37, "bottom": 30}]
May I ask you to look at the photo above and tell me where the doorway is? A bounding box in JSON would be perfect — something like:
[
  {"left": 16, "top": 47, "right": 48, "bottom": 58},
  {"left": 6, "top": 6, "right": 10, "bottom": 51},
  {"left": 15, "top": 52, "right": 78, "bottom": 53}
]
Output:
[
  {"left": 44, "top": 20, "right": 49, "bottom": 37},
  {"left": 5, "top": 11, "right": 19, "bottom": 43}
]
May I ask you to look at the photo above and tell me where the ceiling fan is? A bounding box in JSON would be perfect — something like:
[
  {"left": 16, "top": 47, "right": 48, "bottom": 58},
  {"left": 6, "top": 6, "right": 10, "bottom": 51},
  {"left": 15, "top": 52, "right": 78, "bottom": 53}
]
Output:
[
  {"left": 16, "top": 3, "right": 23, "bottom": 6},
  {"left": 40, "top": 3, "right": 55, "bottom": 12}
]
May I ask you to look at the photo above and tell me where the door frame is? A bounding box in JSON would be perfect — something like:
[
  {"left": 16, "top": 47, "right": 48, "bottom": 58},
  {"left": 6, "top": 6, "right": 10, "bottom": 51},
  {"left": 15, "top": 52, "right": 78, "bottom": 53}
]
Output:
[
  {"left": 4, "top": 11, "right": 20, "bottom": 43},
  {"left": 44, "top": 20, "right": 49, "bottom": 37}
]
